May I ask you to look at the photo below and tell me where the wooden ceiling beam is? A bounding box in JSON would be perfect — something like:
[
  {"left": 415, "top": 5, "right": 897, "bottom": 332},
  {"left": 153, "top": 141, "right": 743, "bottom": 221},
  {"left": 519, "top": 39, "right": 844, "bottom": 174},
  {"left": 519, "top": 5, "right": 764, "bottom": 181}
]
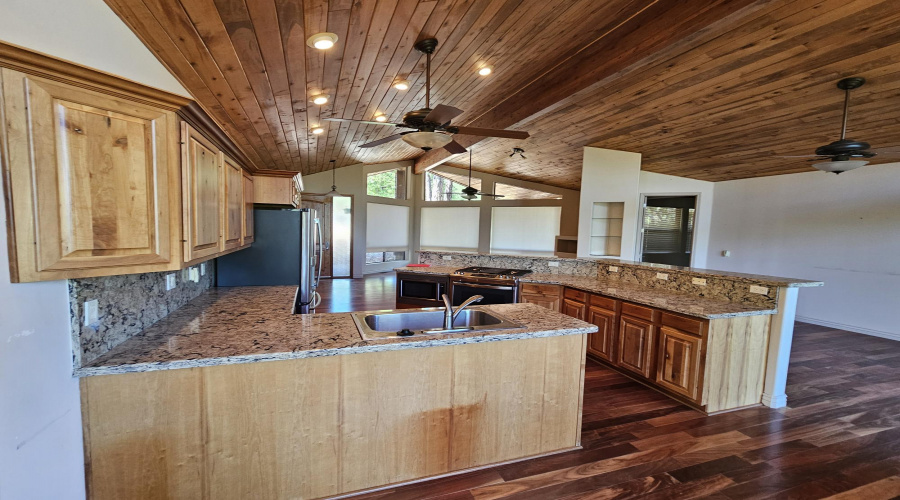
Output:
[{"left": 412, "top": 0, "right": 768, "bottom": 174}]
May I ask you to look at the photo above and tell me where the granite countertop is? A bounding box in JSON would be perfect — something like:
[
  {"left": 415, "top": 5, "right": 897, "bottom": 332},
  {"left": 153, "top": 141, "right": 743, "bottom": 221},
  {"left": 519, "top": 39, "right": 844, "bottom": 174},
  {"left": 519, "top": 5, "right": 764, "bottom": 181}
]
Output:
[
  {"left": 395, "top": 267, "right": 777, "bottom": 319},
  {"left": 76, "top": 287, "right": 596, "bottom": 377}
]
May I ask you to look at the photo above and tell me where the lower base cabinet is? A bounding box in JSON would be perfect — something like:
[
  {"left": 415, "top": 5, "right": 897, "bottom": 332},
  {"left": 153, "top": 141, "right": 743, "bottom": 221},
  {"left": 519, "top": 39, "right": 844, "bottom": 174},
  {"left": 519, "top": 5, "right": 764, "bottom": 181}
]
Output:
[
  {"left": 655, "top": 326, "right": 703, "bottom": 400},
  {"left": 586, "top": 305, "right": 616, "bottom": 362},
  {"left": 519, "top": 283, "right": 562, "bottom": 311},
  {"left": 617, "top": 315, "right": 656, "bottom": 380}
]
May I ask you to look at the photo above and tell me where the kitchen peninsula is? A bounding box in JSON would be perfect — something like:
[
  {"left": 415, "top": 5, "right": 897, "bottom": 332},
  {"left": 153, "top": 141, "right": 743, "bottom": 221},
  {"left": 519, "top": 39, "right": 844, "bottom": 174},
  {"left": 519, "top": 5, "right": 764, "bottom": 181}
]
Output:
[{"left": 76, "top": 288, "right": 596, "bottom": 499}]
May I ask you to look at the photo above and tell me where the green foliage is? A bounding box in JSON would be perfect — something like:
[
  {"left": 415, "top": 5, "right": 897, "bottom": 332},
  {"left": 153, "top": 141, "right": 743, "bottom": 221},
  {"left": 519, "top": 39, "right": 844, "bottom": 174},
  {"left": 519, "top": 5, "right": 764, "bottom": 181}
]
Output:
[
  {"left": 367, "top": 170, "right": 398, "bottom": 198},
  {"left": 424, "top": 171, "right": 479, "bottom": 201}
]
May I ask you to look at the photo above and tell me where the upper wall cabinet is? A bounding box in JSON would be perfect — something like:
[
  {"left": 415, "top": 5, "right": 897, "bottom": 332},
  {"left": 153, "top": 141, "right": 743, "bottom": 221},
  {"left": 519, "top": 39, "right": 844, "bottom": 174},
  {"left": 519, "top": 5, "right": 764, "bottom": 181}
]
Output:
[
  {"left": 0, "top": 68, "right": 181, "bottom": 282},
  {"left": 223, "top": 155, "right": 243, "bottom": 251},
  {"left": 242, "top": 172, "right": 254, "bottom": 246},
  {"left": 181, "top": 123, "right": 223, "bottom": 263}
]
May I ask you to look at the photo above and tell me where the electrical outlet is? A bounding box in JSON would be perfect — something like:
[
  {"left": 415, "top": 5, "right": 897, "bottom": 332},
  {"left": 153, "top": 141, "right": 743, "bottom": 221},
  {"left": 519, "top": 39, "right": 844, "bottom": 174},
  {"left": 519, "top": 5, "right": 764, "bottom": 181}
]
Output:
[
  {"left": 692, "top": 277, "right": 707, "bottom": 286},
  {"left": 548, "top": 261, "right": 560, "bottom": 267},
  {"left": 83, "top": 299, "right": 98, "bottom": 326},
  {"left": 200, "top": 263, "right": 206, "bottom": 276},
  {"left": 166, "top": 273, "right": 177, "bottom": 291},
  {"left": 750, "top": 285, "right": 769, "bottom": 295},
  {"left": 656, "top": 272, "right": 669, "bottom": 280},
  {"left": 181, "top": 268, "right": 189, "bottom": 281},
  {"left": 442, "top": 255, "right": 452, "bottom": 261},
  {"left": 189, "top": 267, "right": 200, "bottom": 283},
  {"left": 609, "top": 266, "right": 619, "bottom": 273}
]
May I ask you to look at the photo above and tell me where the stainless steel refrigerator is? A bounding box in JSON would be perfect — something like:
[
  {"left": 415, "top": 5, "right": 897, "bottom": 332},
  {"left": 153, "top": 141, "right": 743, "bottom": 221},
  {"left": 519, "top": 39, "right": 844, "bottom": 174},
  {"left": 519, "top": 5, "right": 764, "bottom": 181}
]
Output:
[{"left": 216, "top": 207, "right": 323, "bottom": 314}]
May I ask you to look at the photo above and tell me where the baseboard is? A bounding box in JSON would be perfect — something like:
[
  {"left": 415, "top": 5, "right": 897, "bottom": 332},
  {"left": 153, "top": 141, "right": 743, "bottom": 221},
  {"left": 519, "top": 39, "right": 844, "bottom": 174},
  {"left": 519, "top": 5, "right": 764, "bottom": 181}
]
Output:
[
  {"left": 761, "top": 392, "right": 787, "bottom": 409},
  {"left": 795, "top": 316, "right": 900, "bottom": 342}
]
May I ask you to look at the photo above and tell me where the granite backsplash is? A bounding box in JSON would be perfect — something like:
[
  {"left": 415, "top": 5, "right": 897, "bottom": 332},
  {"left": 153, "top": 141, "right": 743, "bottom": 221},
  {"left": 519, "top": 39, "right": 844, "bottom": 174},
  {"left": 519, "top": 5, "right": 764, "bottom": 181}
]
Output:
[
  {"left": 417, "top": 251, "right": 599, "bottom": 276},
  {"left": 69, "top": 261, "right": 215, "bottom": 367}
]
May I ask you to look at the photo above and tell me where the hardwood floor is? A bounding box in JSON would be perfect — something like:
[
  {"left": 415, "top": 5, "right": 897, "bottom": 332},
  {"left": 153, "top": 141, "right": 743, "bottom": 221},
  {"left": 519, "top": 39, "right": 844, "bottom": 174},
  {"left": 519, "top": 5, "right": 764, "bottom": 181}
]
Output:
[
  {"left": 327, "top": 276, "right": 900, "bottom": 499},
  {"left": 313, "top": 273, "right": 397, "bottom": 313}
]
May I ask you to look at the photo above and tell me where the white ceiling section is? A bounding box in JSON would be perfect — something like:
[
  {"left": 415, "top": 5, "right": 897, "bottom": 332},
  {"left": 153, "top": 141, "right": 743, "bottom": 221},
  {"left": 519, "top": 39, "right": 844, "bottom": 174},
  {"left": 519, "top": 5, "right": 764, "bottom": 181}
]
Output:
[{"left": 0, "top": 0, "right": 188, "bottom": 96}]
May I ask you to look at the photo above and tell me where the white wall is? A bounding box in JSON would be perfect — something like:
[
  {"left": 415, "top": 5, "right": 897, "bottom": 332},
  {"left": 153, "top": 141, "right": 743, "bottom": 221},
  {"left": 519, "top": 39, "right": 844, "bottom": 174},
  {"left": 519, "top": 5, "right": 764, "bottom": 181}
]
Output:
[
  {"left": 639, "top": 171, "right": 715, "bottom": 268},
  {"left": 0, "top": 2, "right": 192, "bottom": 497},
  {"left": 0, "top": 0, "right": 188, "bottom": 96},
  {"left": 577, "top": 147, "right": 643, "bottom": 259},
  {"left": 707, "top": 163, "right": 900, "bottom": 338}
]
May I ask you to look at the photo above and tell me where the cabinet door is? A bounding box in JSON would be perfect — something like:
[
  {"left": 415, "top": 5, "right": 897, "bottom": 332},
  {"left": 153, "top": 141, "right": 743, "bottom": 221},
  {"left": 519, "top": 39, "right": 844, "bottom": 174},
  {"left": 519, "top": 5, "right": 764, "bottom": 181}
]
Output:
[
  {"left": 242, "top": 172, "right": 254, "bottom": 245},
  {"left": 561, "top": 299, "right": 586, "bottom": 320},
  {"left": 182, "top": 124, "right": 223, "bottom": 262},
  {"left": 617, "top": 315, "right": 655, "bottom": 379},
  {"left": 656, "top": 327, "right": 702, "bottom": 401},
  {"left": 587, "top": 306, "right": 616, "bottom": 361},
  {"left": 518, "top": 284, "right": 561, "bottom": 312},
  {"left": 1, "top": 69, "right": 179, "bottom": 282},
  {"left": 223, "top": 156, "right": 243, "bottom": 250}
]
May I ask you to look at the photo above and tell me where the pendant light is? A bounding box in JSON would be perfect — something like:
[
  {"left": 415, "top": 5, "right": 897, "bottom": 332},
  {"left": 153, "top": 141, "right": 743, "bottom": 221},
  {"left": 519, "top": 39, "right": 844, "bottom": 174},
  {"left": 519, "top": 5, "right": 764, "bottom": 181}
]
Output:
[{"left": 325, "top": 160, "right": 341, "bottom": 198}]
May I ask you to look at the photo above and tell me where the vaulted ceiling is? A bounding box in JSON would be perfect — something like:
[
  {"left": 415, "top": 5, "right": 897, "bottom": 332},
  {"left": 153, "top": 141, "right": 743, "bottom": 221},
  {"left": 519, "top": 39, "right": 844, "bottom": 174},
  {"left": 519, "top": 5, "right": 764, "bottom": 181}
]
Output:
[{"left": 105, "top": 0, "right": 900, "bottom": 189}]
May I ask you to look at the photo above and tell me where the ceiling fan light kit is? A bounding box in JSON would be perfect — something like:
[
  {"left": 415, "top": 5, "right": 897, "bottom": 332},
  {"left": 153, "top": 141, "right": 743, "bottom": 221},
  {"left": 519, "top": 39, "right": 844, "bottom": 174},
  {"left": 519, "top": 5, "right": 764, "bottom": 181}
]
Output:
[
  {"left": 402, "top": 131, "right": 453, "bottom": 150},
  {"left": 307, "top": 32, "right": 338, "bottom": 50},
  {"left": 813, "top": 160, "right": 868, "bottom": 174}
]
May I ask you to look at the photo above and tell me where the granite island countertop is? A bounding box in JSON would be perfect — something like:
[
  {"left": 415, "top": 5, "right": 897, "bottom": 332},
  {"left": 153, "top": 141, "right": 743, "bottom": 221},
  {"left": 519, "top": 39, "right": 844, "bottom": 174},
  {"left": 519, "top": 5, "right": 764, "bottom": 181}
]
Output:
[
  {"left": 76, "top": 287, "right": 597, "bottom": 377},
  {"left": 396, "top": 266, "right": 779, "bottom": 319}
]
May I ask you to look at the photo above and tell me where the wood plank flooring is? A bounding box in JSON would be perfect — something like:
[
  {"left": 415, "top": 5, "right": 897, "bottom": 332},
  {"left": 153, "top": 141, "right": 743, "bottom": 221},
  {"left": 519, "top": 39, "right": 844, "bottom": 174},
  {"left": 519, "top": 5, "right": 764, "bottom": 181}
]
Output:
[{"left": 328, "top": 276, "right": 900, "bottom": 500}]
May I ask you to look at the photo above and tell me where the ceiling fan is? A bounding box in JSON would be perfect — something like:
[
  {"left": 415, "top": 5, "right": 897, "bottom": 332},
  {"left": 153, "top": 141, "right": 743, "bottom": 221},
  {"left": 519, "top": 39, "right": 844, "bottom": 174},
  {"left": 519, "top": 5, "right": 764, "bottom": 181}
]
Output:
[
  {"left": 780, "top": 77, "right": 900, "bottom": 173},
  {"left": 446, "top": 149, "right": 504, "bottom": 200},
  {"left": 324, "top": 38, "right": 529, "bottom": 154}
]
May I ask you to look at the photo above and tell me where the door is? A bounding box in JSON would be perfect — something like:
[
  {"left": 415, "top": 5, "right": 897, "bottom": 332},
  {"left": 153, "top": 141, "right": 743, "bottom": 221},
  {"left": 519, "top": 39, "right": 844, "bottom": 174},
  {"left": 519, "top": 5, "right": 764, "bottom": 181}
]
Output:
[
  {"left": 656, "top": 327, "right": 702, "bottom": 400},
  {"left": 562, "top": 298, "right": 586, "bottom": 320},
  {"left": 587, "top": 306, "right": 616, "bottom": 362},
  {"left": 223, "top": 155, "right": 243, "bottom": 250},
  {"left": 241, "top": 172, "right": 254, "bottom": 245},
  {"left": 639, "top": 195, "right": 697, "bottom": 267},
  {"left": 1, "top": 69, "right": 180, "bottom": 282},
  {"left": 182, "top": 123, "right": 223, "bottom": 262},
  {"left": 617, "top": 315, "right": 655, "bottom": 379}
]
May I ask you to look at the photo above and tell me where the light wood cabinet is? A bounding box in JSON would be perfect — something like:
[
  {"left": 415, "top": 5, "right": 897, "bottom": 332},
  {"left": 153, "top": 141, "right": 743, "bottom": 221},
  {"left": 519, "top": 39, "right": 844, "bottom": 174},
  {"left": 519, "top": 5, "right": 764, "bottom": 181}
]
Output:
[
  {"left": 617, "top": 315, "right": 656, "bottom": 379},
  {"left": 656, "top": 326, "right": 702, "bottom": 400},
  {"left": 0, "top": 69, "right": 181, "bottom": 282},
  {"left": 252, "top": 175, "right": 292, "bottom": 205},
  {"left": 223, "top": 155, "right": 243, "bottom": 251},
  {"left": 181, "top": 123, "right": 223, "bottom": 263},
  {"left": 519, "top": 283, "right": 562, "bottom": 312},
  {"left": 241, "top": 172, "right": 254, "bottom": 246},
  {"left": 587, "top": 305, "right": 616, "bottom": 362}
]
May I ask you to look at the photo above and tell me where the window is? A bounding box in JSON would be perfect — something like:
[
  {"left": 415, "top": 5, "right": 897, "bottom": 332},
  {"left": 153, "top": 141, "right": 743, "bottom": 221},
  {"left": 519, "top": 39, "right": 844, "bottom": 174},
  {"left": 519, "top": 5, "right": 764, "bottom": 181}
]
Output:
[
  {"left": 493, "top": 183, "right": 562, "bottom": 200},
  {"left": 367, "top": 167, "right": 406, "bottom": 199},
  {"left": 490, "top": 206, "right": 561, "bottom": 256},
  {"left": 420, "top": 206, "right": 480, "bottom": 251},
  {"left": 425, "top": 170, "right": 480, "bottom": 201},
  {"left": 366, "top": 203, "right": 409, "bottom": 265}
]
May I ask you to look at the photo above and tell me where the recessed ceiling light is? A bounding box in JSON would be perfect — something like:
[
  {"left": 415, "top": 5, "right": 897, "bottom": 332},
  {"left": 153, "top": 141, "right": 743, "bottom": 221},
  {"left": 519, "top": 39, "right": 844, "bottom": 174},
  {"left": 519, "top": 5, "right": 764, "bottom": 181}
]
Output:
[
  {"left": 393, "top": 79, "right": 410, "bottom": 91},
  {"left": 306, "top": 32, "right": 338, "bottom": 50},
  {"left": 478, "top": 67, "right": 492, "bottom": 76},
  {"left": 311, "top": 127, "right": 325, "bottom": 135},
  {"left": 312, "top": 95, "right": 329, "bottom": 105},
  {"left": 374, "top": 114, "right": 387, "bottom": 122}
]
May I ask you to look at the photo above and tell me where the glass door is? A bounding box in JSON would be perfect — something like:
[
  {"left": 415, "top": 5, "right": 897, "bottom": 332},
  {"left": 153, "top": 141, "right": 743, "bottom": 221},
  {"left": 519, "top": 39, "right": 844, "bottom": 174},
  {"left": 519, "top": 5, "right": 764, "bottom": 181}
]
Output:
[{"left": 331, "top": 196, "right": 352, "bottom": 278}]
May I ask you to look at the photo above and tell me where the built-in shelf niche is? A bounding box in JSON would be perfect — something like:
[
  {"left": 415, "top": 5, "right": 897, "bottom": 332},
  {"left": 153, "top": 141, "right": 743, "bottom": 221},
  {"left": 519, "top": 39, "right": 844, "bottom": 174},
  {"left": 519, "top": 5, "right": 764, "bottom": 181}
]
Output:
[
  {"left": 554, "top": 236, "right": 577, "bottom": 258},
  {"left": 590, "top": 202, "right": 624, "bottom": 257}
]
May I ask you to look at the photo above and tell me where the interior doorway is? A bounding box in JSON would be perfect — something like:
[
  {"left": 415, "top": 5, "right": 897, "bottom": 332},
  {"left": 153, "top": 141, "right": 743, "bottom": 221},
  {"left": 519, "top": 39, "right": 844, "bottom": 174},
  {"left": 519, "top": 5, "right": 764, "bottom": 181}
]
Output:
[
  {"left": 638, "top": 195, "right": 697, "bottom": 267},
  {"left": 301, "top": 194, "right": 352, "bottom": 279}
]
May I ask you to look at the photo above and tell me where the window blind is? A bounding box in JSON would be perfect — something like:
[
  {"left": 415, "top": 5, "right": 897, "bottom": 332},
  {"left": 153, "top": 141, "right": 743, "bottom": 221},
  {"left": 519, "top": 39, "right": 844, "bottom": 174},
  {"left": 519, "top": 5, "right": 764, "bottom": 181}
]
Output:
[
  {"left": 490, "top": 206, "right": 561, "bottom": 255},
  {"left": 642, "top": 206, "right": 683, "bottom": 253},
  {"left": 420, "top": 206, "right": 480, "bottom": 250},
  {"left": 366, "top": 203, "right": 409, "bottom": 251}
]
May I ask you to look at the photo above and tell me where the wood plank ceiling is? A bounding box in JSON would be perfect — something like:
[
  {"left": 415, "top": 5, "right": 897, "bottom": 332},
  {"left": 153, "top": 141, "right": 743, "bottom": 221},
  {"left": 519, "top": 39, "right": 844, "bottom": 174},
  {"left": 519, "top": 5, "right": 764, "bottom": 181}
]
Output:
[{"left": 105, "top": 0, "right": 900, "bottom": 189}]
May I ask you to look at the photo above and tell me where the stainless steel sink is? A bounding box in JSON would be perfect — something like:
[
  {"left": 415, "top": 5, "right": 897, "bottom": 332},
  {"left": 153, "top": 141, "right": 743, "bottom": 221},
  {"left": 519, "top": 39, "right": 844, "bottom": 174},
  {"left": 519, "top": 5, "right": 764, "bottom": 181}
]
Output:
[{"left": 351, "top": 307, "right": 522, "bottom": 340}]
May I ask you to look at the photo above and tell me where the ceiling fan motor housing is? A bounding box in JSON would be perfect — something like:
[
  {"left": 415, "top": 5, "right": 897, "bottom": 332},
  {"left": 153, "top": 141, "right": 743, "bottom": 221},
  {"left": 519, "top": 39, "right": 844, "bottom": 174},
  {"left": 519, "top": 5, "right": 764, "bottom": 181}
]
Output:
[{"left": 815, "top": 138, "right": 873, "bottom": 157}]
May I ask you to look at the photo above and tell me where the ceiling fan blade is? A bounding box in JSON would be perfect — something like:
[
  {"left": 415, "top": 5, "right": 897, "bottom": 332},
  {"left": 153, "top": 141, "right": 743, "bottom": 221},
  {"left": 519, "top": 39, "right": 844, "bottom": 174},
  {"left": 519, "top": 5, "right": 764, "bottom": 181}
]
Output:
[
  {"left": 359, "top": 133, "right": 406, "bottom": 148},
  {"left": 443, "top": 140, "right": 468, "bottom": 154},
  {"left": 870, "top": 148, "right": 900, "bottom": 153},
  {"left": 778, "top": 155, "right": 830, "bottom": 158},
  {"left": 453, "top": 126, "right": 529, "bottom": 140},
  {"left": 425, "top": 104, "right": 464, "bottom": 125},
  {"left": 479, "top": 193, "right": 505, "bottom": 198},
  {"left": 325, "top": 117, "right": 410, "bottom": 127}
]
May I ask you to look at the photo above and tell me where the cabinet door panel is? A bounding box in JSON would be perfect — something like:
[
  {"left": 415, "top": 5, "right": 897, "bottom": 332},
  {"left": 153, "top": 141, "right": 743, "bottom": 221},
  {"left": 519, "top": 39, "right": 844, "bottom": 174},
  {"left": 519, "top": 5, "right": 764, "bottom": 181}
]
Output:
[
  {"left": 561, "top": 298, "right": 586, "bottom": 320},
  {"left": 656, "top": 327, "right": 702, "bottom": 401},
  {"left": 183, "top": 124, "right": 222, "bottom": 262},
  {"left": 587, "top": 306, "right": 616, "bottom": 361},
  {"left": 223, "top": 156, "right": 242, "bottom": 250},
  {"left": 617, "top": 316, "right": 655, "bottom": 379},
  {"left": 520, "top": 293, "right": 561, "bottom": 312},
  {"left": 1, "top": 69, "right": 178, "bottom": 281},
  {"left": 242, "top": 172, "right": 254, "bottom": 245}
]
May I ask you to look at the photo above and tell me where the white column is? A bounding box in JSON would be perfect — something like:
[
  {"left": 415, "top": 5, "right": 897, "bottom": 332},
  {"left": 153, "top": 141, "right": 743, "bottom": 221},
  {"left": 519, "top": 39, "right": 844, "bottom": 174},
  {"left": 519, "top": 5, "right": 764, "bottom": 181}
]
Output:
[{"left": 761, "top": 286, "right": 799, "bottom": 408}]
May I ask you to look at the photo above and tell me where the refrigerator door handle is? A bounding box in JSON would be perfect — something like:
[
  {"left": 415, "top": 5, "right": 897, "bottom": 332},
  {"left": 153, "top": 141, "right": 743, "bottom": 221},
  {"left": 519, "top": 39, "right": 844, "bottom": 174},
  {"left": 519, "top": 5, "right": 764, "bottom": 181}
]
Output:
[{"left": 314, "top": 217, "right": 324, "bottom": 288}]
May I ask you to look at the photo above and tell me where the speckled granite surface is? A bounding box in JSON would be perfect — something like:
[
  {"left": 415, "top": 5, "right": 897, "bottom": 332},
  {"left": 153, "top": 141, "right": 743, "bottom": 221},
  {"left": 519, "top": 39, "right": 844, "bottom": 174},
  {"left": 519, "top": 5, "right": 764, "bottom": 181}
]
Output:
[
  {"left": 76, "top": 287, "right": 596, "bottom": 377},
  {"left": 417, "top": 251, "right": 599, "bottom": 276},
  {"left": 395, "top": 267, "right": 777, "bottom": 319},
  {"left": 69, "top": 261, "right": 215, "bottom": 367}
]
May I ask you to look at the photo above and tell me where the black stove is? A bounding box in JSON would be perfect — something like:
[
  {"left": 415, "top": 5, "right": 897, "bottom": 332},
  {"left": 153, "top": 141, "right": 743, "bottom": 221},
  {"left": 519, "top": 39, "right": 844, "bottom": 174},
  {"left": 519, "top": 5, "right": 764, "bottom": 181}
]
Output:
[{"left": 452, "top": 266, "right": 533, "bottom": 281}]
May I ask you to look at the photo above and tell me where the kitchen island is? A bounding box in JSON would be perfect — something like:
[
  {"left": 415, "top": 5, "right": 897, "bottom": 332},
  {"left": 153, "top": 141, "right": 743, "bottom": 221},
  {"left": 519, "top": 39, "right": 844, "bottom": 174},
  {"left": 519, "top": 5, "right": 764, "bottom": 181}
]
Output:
[{"left": 77, "top": 287, "right": 596, "bottom": 499}]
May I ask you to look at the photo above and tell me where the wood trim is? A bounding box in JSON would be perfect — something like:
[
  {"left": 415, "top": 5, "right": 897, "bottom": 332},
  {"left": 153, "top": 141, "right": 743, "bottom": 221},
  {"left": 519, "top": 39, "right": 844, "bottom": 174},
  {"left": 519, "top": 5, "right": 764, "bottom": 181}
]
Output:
[
  {"left": 177, "top": 102, "right": 259, "bottom": 173},
  {"left": 0, "top": 41, "right": 190, "bottom": 111},
  {"left": 253, "top": 169, "right": 301, "bottom": 178}
]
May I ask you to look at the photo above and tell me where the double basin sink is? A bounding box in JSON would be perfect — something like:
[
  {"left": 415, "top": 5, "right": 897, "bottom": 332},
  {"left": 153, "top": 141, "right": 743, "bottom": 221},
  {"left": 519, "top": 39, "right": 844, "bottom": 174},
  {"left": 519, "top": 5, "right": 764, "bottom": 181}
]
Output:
[{"left": 351, "top": 307, "right": 521, "bottom": 340}]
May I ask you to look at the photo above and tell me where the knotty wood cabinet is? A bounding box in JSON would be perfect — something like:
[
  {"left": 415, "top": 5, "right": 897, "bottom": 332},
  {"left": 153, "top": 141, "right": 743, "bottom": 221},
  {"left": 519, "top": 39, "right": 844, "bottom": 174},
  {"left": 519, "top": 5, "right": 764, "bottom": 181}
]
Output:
[
  {"left": 562, "top": 298, "right": 587, "bottom": 320},
  {"left": 223, "top": 155, "right": 243, "bottom": 251},
  {"left": 519, "top": 283, "right": 562, "bottom": 312},
  {"left": 586, "top": 305, "right": 617, "bottom": 362},
  {"left": 656, "top": 326, "right": 703, "bottom": 400},
  {"left": 241, "top": 171, "right": 254, "bottom": 246},
  {"left": 0, "top": 68, "right": 182, "bottom": 282},
  {"left": 617, "top": 314, "right": 656, "bottom": 379},
  {"left": 182, "top": 123, "right": 223, "bottom": 263}
]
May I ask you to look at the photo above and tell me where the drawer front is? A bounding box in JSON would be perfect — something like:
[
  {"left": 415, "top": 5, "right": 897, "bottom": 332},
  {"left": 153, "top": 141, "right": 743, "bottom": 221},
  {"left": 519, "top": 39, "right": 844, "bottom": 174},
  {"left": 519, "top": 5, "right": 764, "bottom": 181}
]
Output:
[
  {"left": 621, "top": 302, "right": 657, "bottom": 322},
  {"left": 520, "top": 283, "right": 561, "bottom": 297},
  {"left": 661, "top": 312, "right": 706, "bottom": 336},
  {"left": 564, "top": 287, "right": 589, "bottom": 303},
  {"left": 589, "top": 294, "right": 617, "bottom": 311}
]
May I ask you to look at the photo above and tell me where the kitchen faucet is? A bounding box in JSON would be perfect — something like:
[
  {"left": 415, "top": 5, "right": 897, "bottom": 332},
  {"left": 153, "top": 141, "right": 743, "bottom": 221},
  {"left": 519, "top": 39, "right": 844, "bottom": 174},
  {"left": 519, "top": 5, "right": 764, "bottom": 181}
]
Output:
[{"left": 441, "top": 294, "right": 484, "bottom": 329}]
